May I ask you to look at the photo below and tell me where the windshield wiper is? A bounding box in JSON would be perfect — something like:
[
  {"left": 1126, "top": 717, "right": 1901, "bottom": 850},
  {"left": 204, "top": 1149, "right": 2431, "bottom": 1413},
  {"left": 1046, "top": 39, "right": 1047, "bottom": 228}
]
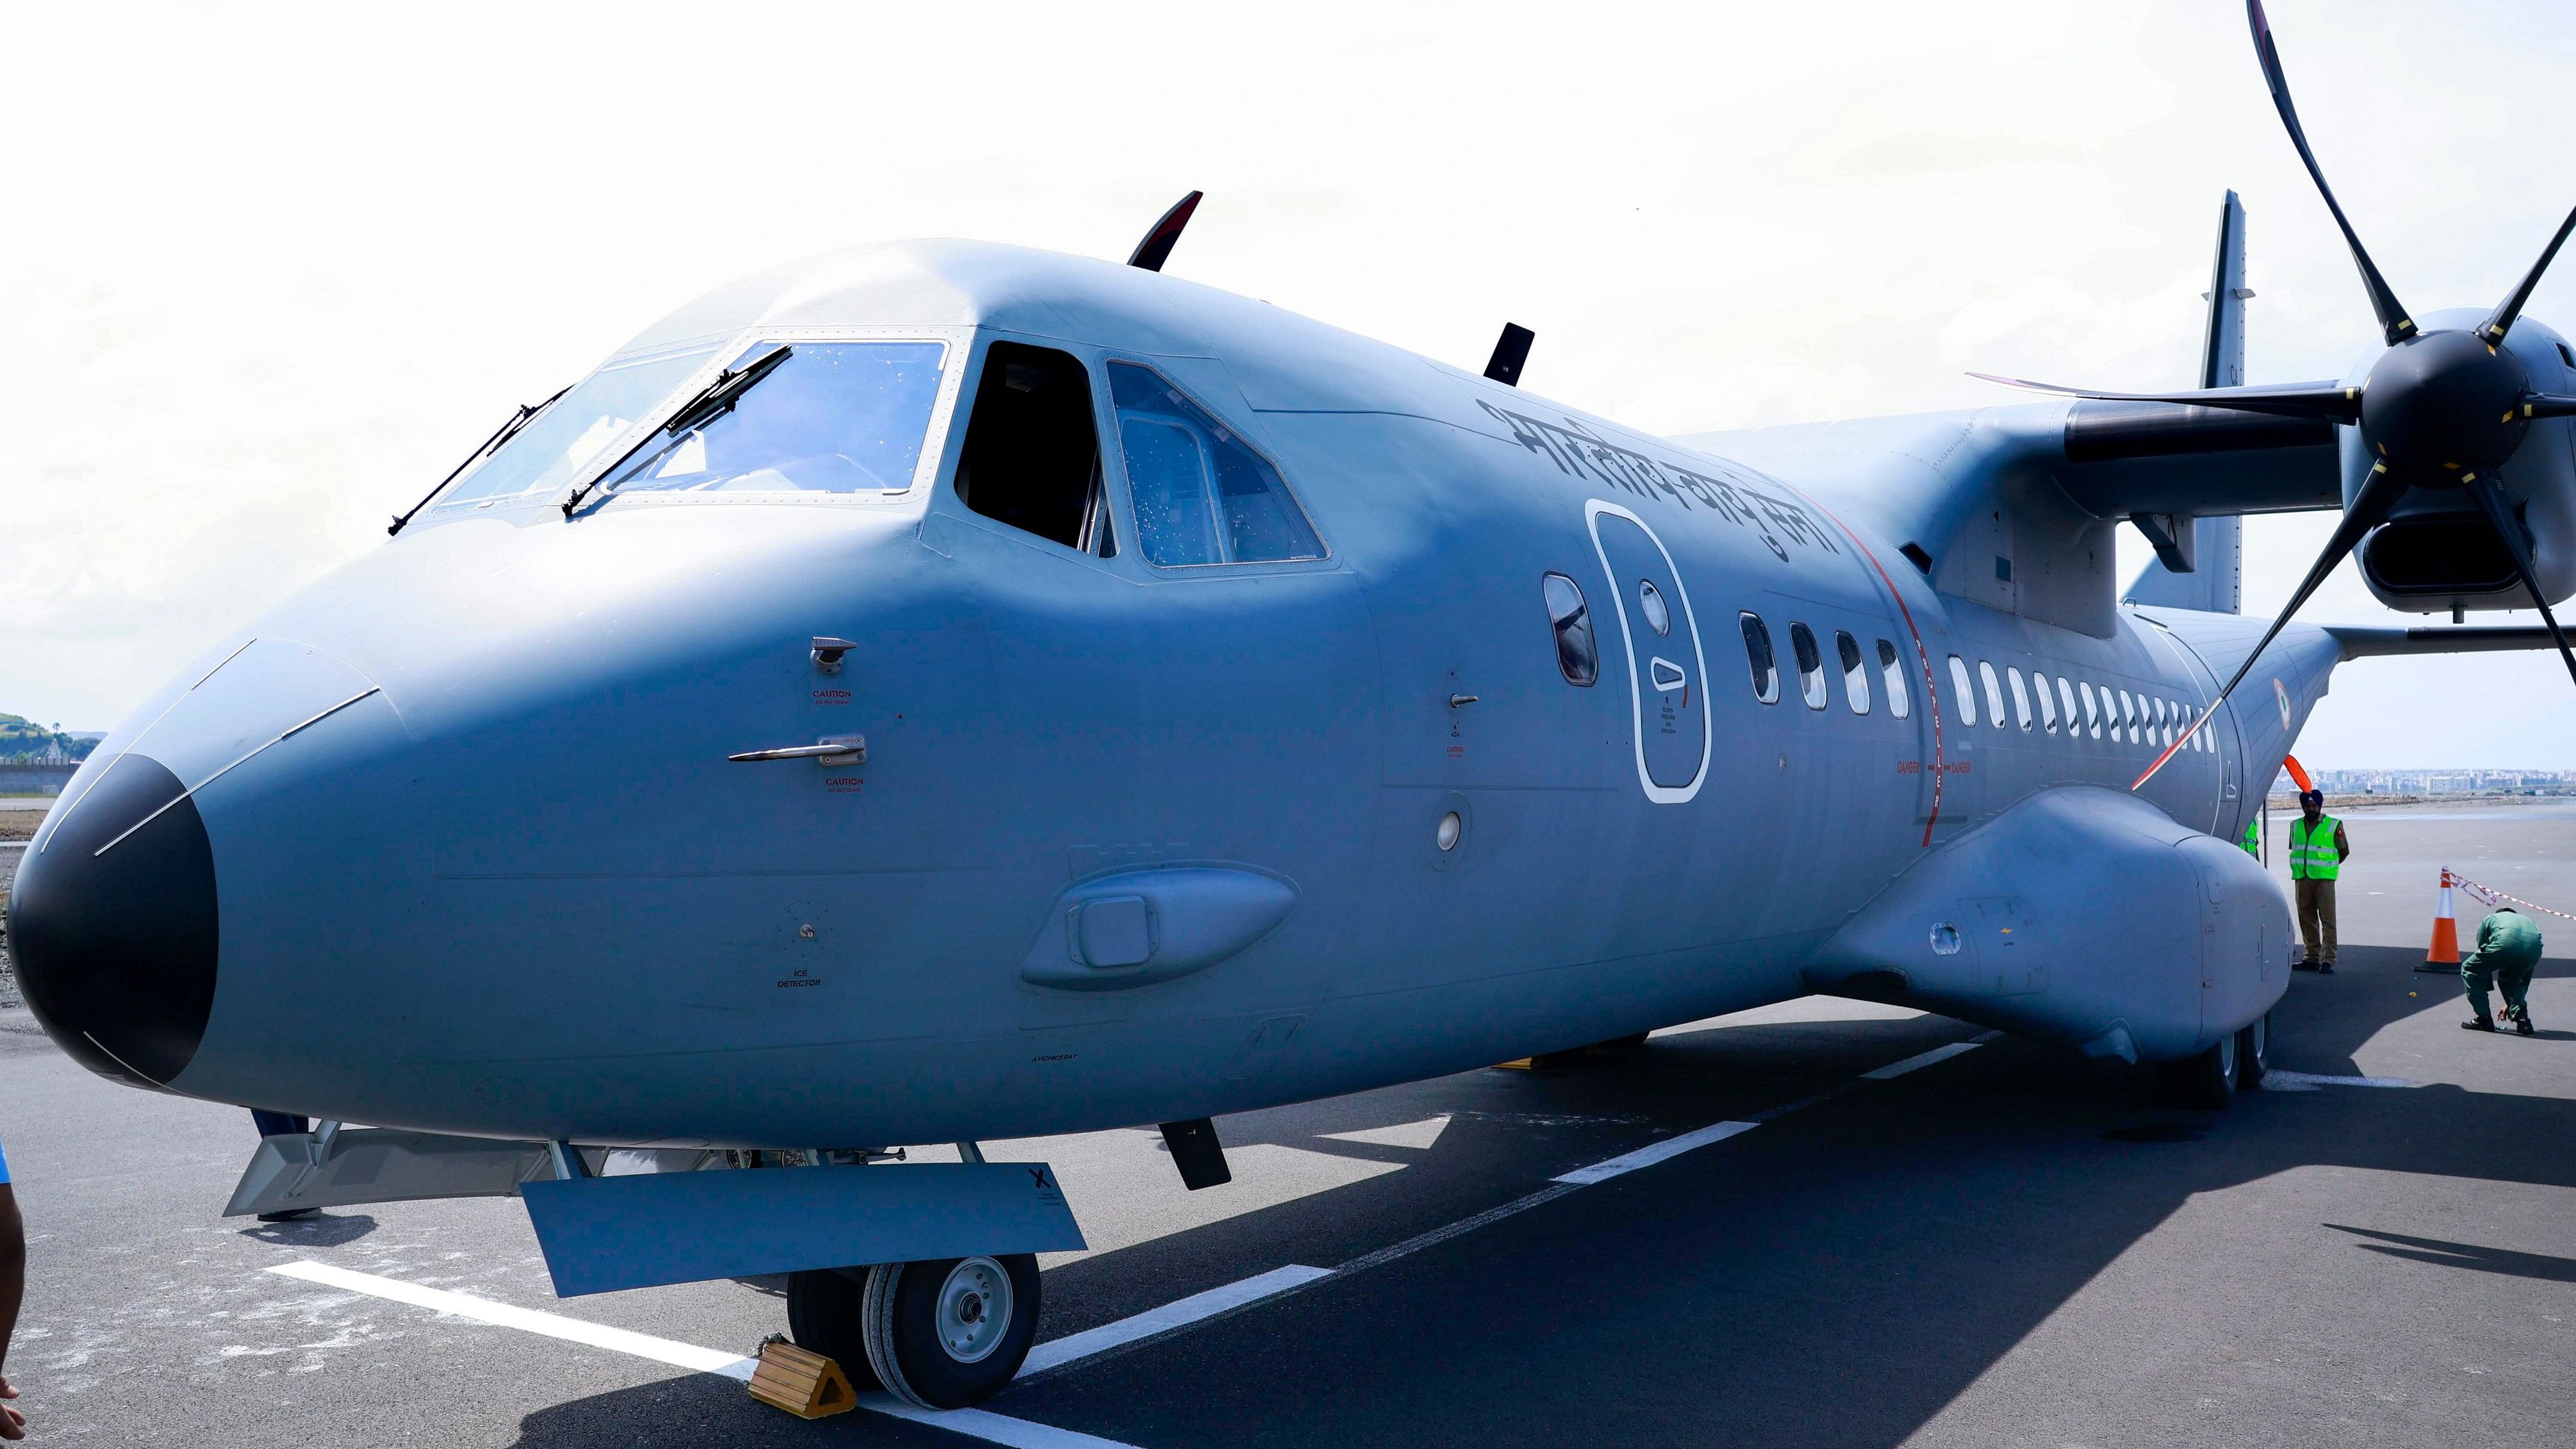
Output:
[
  {"left": 561, "top": 345, "right": 793, "bottom": 518},
  {"left": 387, "top": 384, "right": 571, "bottom": 536}
]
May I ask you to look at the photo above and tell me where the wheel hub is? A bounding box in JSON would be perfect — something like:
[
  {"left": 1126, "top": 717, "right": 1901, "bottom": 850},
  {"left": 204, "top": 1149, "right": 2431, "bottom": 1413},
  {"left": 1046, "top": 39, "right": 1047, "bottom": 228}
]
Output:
[{"left": 935, "top": 1257, "right": 1013, "bottom": 1364}]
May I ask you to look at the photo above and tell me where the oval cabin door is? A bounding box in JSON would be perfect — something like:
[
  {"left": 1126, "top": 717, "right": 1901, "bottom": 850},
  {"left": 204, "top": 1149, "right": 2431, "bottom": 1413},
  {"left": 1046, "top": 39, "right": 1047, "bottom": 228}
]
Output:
[{"left": 1585, "top": 501, "right": 1710, "bottom": 804}]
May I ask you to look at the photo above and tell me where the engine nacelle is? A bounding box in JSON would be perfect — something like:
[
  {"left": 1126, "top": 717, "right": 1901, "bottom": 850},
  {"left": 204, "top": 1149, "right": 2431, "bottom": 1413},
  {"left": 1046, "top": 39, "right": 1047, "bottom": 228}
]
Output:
[
  {"left": 1803, "top": 786, "right": 2287, "bottom": 1064},
  {"left": 2354, "top": 312, "right": 2576, "bottom": 615}
]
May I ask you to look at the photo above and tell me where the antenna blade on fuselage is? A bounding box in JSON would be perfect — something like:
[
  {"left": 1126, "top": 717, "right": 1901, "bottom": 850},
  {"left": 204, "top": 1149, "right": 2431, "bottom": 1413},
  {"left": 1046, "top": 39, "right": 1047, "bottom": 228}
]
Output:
[
  {"left": 1126, "top": 190, "right": 1202, "bottom": 272},
  {"left": 1483, "top": 323, "right": 1535, "bottom": 385}
]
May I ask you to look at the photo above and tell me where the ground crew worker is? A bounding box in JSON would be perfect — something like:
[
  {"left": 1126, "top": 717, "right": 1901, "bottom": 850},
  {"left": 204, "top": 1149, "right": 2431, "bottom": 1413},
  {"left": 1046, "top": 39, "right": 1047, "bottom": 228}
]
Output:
[
  {"left": 2241, "top": 817, "right": 2260, "bottom": 858},
  {"left": 2289, "top": 789, "right": 2349, "bottom": 973},
  {"left": 2460, "top": 905, "right": 2543, "bottom": 1035}
]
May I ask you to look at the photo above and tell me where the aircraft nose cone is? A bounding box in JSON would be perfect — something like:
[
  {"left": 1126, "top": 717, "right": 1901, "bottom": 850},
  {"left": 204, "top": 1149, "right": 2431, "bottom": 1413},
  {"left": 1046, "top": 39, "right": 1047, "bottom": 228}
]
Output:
[{"left": 11, "top": 754, "right": 220, "bottom": 1088}]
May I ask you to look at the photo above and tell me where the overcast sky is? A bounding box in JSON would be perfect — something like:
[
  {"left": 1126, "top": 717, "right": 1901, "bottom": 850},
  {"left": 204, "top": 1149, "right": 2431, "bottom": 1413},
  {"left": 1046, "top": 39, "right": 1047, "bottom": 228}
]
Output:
[{"left": 6, "top": 1, "right": 2574, "bottom": 766}]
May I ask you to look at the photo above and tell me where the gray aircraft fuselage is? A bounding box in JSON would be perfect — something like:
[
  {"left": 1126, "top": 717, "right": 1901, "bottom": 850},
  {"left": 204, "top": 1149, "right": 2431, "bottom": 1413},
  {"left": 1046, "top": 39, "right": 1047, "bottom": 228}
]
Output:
[{"left": 18, "top": 240, "right": 2316, "bottom": 1149}]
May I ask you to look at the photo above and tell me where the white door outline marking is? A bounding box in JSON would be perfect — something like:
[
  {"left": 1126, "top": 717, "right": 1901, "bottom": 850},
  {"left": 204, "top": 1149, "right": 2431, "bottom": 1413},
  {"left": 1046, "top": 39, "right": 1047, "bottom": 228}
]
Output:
[{"left": 1586, "top": 499, "right": 1712, "bottom": 805}]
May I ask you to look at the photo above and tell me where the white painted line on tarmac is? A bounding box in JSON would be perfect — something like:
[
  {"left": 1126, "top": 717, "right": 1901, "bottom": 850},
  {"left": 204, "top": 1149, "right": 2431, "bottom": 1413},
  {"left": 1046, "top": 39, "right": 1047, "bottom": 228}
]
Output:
[
  {"left": 268, "top": 1261, "right": 757, "bottom": 1379},
  {"left": 2261, "top": 1069, "right": 2418, "bottom": 1091},
  {"left": 1860, "top": 1040, "right": 1986, "bottom": 1080},
  {"left": 1552, "top": 1120, "right": 1759, "bottom": 1184},
  {"left": 1019, "top": 1263, "right": 1333, "bottom": 1377},
  {"left": 1337, "top": 1181, "right": 1582, "bottom": 1274},
  {"left": 864, "top": 1395, "right": 1150, "bottom": 1448},
  {"left": 267, "top": 1261, "right": 1145, "bottom": 1448}
]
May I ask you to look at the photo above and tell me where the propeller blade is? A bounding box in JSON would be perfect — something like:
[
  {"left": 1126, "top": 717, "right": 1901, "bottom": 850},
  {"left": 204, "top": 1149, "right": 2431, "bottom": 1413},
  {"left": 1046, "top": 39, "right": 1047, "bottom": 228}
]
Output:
[
  {"left": 1126, "top": 190, "right": 1203, "bottom": 272},
  {"left": 2134, "top": 459, "right": 2411, "bottom": 789},
  {"left": 2460, "top": 473, "right": 2576, "bottom": 688},
  {"left": 2246, "top": 0, "right": 2416, "bottom": 345},
  {"left": 1968, "top": 372, "right": 2361, "bottom": 422},
  {"left": 2519, "top": 393, "right": 2576, "bottom": 419},
  {"left": 2478, "top": 199, "right": 2576, "bottom": 347}
]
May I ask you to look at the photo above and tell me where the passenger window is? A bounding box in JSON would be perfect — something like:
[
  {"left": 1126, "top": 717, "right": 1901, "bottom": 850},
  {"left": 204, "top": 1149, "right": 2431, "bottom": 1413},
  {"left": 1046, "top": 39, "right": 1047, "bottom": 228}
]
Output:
[
  {"left": 1978, "top": 660, "right": 2005, "bottom": 729},
  {"left": 1541, "top": 574, "right": 1598, "bottom": 687},
  {"left": 1791, "top": 624, "right": 1828, "bottom": 709},
  {"left": 2117, "top": 690, "right": 2138, "bottom": 742},
  {"left": 2056, "top": 677, "right": 2079, "bottom": 737},
  {"left": 1948, "top": 655, "right": 1977, "bottom": 726},
  {"left": 955, "top": 343, "right": 1103, "bottom": 550},
  {"left": 1107, "top": 362, "right": 1323, "bottom": 566},
  {"left": 1877, "top": 639, "right": 1911, "bottom": 719},
  {"left": 1741, "top": 612, "right": 1779, "bottom": 704},
  {"left": 1836, "top": 631, "right": 1871, "bottom": 714},
  {"left": 2079, "top": 682, "right": 2101, "bottom": 739},
  {"left": 2007, "top": 667, "right": 2033, "bottom": 731},
  {"left": 2035, "top": 672, "right": 2059, "bottom": 733}
]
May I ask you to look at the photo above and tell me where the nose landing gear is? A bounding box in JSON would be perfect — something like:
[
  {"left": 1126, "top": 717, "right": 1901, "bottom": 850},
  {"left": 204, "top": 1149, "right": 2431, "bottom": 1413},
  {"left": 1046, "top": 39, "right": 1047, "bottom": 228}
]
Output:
[{"left": 787, "top": 1253, "right": 1044, "bottom": 1409}]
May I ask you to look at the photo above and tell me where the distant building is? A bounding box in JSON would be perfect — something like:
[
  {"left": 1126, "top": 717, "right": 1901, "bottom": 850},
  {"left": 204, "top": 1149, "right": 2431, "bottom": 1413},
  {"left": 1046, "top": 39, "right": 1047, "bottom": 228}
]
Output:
[
  {"left": 2292, "top": 767, "right": 2576, "bottom": 797},
  {"left": 0, "top": 712, "right": 102, "bottom": 767}
]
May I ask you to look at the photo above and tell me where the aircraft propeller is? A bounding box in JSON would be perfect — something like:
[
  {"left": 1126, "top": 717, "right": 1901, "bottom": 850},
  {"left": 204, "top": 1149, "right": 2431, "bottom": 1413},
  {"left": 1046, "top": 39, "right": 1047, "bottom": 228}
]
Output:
[{"left": 1975, "top": 0, "right": 2576, "bottom": 790}]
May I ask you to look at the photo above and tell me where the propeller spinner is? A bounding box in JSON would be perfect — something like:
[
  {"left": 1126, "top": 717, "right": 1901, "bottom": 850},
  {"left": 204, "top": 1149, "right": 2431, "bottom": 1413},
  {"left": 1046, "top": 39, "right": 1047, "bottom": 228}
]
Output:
[{"left": 1977, "top": 0, "right": 2576, "bottom": 790}]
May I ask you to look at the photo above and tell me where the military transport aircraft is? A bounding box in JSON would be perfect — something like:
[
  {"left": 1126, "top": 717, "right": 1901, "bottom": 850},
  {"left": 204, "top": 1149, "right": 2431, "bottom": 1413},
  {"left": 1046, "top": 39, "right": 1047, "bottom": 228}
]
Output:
[{"left": 11, "top": 0, "right": 2571, "bottom": 1409}]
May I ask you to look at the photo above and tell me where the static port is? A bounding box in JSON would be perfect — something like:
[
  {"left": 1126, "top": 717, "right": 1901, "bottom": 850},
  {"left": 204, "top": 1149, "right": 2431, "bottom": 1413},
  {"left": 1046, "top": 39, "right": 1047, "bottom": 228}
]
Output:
[{"left": 1435, "top": 811, "right": 1463, "bottom": 852}]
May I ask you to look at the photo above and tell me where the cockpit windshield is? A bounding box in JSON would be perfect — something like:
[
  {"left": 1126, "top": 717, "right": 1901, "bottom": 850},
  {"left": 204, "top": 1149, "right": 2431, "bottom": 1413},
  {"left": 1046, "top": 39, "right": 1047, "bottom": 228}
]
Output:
[
  {"left": 437, "top": 343, "right": 724, "bottom": 509},
  {"left": 602, "top": 341, "right": 949, "bottom": 496}
]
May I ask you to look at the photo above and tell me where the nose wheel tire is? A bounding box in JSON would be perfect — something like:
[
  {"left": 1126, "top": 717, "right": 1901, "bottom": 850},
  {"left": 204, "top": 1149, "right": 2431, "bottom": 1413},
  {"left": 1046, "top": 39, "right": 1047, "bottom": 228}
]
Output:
[
  {"left": 2235, "top": 1010, "right": 2271, "bottom": 1090},
  {"left": 786, "top": 1268, "right": 884, "bottom": 1392},
  {"left": 2157, "top": 1029, "right": 2239, "bottom": 1110},
  {"left": 862, "top": 1254, "right": 1043, "bottom": 1409}
]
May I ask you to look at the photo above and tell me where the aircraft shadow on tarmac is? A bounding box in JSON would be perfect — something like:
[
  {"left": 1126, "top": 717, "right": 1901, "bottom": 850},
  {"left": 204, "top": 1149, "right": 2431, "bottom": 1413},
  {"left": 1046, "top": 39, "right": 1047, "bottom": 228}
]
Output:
[
  {"left": 233, "top": 1212, "right": 379, "bottom": 1249},
  {"left": 499, "top": 944, "right": 2576, "bottom": 1448}
]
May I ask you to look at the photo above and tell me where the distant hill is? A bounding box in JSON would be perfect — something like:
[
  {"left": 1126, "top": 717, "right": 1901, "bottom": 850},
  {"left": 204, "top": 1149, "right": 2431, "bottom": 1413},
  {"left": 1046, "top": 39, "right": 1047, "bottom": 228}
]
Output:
[{"left": 0, "top": 712, "right": 100, "bottom": 763}]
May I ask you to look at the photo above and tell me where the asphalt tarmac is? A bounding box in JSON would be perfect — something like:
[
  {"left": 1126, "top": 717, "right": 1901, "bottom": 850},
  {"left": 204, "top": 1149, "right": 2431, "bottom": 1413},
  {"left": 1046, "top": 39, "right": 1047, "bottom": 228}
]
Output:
[{"left": 0, "top": 799, "right": 2569, "bottom": 1447}]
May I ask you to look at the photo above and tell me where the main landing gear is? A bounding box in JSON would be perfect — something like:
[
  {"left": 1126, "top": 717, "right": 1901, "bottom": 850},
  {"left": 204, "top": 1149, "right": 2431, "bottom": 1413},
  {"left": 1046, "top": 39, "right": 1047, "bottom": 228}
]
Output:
[
  {"left": 788, "top": 1255, "right": 1045, "bottom": 1408},
  {"left": 2157, "top": 1010, "right": 2271, "bottom": 1110}
]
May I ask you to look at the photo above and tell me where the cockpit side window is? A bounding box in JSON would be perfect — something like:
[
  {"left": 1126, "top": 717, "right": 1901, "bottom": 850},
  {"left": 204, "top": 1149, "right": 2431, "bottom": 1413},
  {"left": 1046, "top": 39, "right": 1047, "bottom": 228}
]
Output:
[
  {"left": 953, "top": 343, "right": 1106, "bottom": 551},
  {"left": 1107, "top": 363, "right": 1325, "bottom": 567}
]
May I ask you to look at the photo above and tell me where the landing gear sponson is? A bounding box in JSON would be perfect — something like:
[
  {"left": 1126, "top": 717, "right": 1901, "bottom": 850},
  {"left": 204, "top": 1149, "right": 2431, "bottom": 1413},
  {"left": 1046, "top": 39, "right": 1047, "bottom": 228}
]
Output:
[{"left": 222, "top": 1129, "right": 1084, "bottom": 1406}]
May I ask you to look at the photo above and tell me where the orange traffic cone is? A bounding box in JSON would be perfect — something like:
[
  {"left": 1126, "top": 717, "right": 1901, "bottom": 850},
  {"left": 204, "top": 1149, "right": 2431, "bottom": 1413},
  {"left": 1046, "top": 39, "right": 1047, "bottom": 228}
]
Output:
[{"left": 2423, "top": 869, "right": 2461, "bottom": 970}]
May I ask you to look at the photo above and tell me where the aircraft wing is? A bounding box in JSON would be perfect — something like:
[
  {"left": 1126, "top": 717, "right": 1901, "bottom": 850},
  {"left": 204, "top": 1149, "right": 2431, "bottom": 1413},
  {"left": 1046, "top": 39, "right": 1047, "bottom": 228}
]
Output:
[{"left": 2324, "top": 624, "right": 2569, "bottom": 658}]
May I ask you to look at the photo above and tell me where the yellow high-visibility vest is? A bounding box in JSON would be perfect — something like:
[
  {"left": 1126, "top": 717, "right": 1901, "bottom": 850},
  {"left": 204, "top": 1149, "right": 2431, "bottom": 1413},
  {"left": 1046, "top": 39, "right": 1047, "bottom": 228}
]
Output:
[{"left": 2289, "top": 814, "right": 2341, "bottom": 881}]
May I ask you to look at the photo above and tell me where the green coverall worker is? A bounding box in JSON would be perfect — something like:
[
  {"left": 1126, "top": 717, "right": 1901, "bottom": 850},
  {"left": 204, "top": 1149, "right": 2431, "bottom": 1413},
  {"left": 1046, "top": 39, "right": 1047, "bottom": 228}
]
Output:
[
  {"left": 2460, "top": 907, "right": 2543, "bottom": 1035},
  {"left": 2241, "top": 818, "right": 2260, "bottom": 858}
]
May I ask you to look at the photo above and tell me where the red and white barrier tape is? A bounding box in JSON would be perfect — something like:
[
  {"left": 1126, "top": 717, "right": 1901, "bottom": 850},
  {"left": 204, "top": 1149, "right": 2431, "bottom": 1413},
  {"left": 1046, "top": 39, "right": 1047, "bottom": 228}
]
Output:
[{"left": 2451, "top": 871, "right": 2576, "bottom": 923}]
